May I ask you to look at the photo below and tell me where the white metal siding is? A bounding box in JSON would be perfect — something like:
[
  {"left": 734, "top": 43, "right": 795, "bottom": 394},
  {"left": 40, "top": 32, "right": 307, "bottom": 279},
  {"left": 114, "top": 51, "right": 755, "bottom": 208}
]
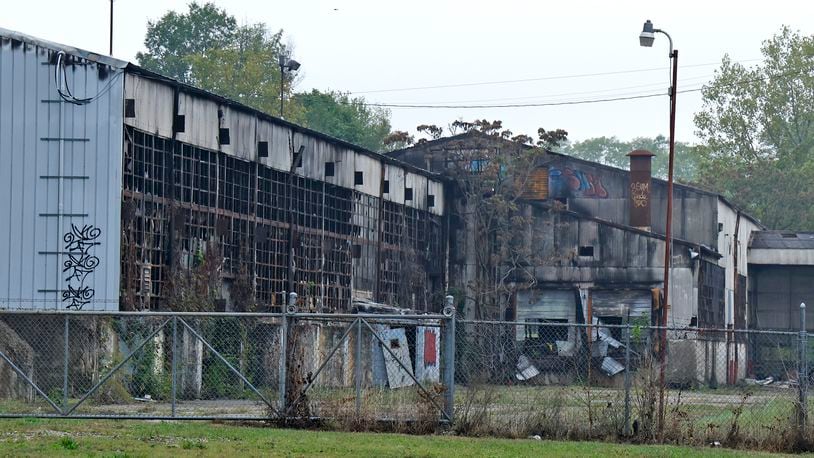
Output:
[
  {"left": 404, "top": 172, "right": 427, "bottom": 210},
  {"left": 427, "top": 180, "right": 444, "bottom": 216},
  {"left": 352, "top": 152, "right": 382, "bottom": 197},
  {"left": 0, "top": 38, "right": 123, "bottom": 310},
  {"left": 383, "top": 165, "right": 405, "bottom": 204},
  {"left": 123, "top": 73, "right": 173, "bottom": 138},
  {"left": 176, "top": 91, "right": 218, "bottom": 151},
  {"left": 221, "top": 106, "right": 255, "bottom": 160}
]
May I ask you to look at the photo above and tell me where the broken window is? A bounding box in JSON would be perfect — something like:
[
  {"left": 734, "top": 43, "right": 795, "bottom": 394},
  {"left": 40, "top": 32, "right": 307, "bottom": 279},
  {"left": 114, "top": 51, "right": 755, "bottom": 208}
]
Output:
[
  {"left": 525, "top": 318, "right": 568, "bottom": 343},
  {"left": 121, "top": 126, "right": 445, "bottom": 312}
]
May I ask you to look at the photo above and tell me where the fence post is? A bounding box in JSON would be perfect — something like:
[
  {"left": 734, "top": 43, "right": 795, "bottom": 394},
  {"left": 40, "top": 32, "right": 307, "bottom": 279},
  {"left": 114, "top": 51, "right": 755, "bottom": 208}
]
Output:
[
  {"left": 171, "top": 315, "right": 178, "bottom": 418},
  {"left": 355, "top": 318, "right": 363, "bottom": 417},
  {"left": 62, "top": 314, "right": 69, "bottom": 414},
  {"left": 278, "top": 292, "right": 296, "bottom": 415},
  {"left": 624, "top": 307, "right": 632, "bottom": 437},
  {"left": 443, "top": 295, "right": 456, "bottom": 424},
  {"left": 799, "top": 302, "right": 808, "bottom": 439}
]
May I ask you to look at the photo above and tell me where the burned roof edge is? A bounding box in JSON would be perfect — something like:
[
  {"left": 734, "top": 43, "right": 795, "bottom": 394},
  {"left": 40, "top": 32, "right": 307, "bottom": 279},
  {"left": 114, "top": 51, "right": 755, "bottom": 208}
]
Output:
[
  {"left": 391, "top": 131, "right": 764, "bottom": 228},
  {"left": 0, "top": 26, "right": 128, "bottom": 69},
  {"left": 125, "top": 65, "right": 446, "bottom": 182},
  {"left": 0, "top": 26, "right": 443, "bottom": 182}
]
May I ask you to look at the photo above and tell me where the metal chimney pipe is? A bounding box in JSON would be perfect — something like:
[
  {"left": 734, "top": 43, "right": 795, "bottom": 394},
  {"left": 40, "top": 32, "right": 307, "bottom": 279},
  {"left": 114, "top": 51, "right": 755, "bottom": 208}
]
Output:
[{"left": 627, "top": 149, "right": 655, "bottom": 231}]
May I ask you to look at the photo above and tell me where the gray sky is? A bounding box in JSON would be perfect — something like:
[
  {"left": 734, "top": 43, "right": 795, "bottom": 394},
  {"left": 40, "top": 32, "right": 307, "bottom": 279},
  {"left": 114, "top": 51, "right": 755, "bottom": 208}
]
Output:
[{"left": 3, "top": 0, "right": 813, "bottom": 144}]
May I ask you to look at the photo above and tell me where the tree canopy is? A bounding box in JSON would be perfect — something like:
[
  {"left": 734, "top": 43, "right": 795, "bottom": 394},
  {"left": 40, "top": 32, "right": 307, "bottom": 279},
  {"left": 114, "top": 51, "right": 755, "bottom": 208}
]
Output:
[
  {"left": 293, "top": 90, "right": 392, "bottom": 151},
  {"left": 561, "top": 135, "right": 699, "bottom": 182},
  {"left": 694, "top": 27, "right": 814, "bottom": 230}
]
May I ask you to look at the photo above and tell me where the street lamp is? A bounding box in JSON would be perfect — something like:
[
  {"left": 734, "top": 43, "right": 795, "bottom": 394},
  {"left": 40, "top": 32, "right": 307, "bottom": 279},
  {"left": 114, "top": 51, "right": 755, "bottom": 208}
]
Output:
[
  {"left": 279, "top": 54, "right": 301, "bottom": 117},
  {"left": 639, "top": 18, "right": 677, "bottom": 440}
]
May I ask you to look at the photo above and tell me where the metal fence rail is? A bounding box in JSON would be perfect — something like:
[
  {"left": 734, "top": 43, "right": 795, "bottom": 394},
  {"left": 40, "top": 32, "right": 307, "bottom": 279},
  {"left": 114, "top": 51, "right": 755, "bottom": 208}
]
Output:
[{"left": 0, "top": 300, "right": 812, "bottom": 448}]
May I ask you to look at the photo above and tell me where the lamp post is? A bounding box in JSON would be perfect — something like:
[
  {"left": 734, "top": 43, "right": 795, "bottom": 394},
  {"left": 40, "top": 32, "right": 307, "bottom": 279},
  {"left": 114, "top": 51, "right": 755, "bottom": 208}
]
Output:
[
  {"left": 639, "top": 18, "right": 677, "bottom": 440},
  {"left": 279, "top": 54, "right": 301, "bottom": 118}
]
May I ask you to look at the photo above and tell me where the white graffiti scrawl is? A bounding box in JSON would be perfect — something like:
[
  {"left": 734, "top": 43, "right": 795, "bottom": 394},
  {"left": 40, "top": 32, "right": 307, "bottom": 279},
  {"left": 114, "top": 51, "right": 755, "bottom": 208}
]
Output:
[{"left": 62, "top": 224, "right": 101, "bottom": 309}]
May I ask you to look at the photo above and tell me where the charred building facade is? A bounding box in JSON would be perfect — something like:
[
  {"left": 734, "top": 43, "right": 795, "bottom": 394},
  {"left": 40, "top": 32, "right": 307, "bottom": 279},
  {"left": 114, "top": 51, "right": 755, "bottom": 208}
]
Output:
[
  {"left": 0, "top": 28, "right": 447, "bottom": 312},
  {"left": 391, "top": 131, "right": 767, "bottom": 384}
]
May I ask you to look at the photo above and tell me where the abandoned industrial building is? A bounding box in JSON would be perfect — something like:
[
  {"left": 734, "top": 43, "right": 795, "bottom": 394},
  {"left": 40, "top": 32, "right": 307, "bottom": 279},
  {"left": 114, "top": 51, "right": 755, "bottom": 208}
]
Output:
[
  {"left": 0, "top": 28, "right": 446, "bottom": 313},
  {"left": 1, "top": 27, "right": 813, "bottom": 389}
]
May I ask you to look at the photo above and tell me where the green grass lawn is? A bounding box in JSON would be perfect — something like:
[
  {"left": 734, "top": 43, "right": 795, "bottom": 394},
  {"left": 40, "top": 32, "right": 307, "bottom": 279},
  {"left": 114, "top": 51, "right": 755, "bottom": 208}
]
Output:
[{"left": 0, "top": 419, "right": 792, "bottom": 457}]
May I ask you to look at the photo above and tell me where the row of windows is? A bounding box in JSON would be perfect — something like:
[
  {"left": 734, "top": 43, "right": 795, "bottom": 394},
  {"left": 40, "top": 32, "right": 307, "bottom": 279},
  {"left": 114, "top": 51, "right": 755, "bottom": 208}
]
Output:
[{"left": 122, "top": 127, "right": 446, "bottom": 311}]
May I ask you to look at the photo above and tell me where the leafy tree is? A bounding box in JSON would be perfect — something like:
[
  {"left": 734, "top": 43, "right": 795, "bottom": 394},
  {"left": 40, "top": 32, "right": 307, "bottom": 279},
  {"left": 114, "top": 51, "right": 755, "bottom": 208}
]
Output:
[
  {"left": 561, "top": 135, "right": 699, "bottom": 182},
  {"left": 137, "top": 2, "right": 238, "bottom": 83},
  {"left": 184, "top": 25, "right": 293, "bottom": 117},
  {"left": 694, "top": 27, "right": 814, "bottom": 230},
  {"left": 137, "top": 2, "right": 298, "bottom": 118},
  {"left": 293, "top": 90, "right": 392, "bottom": 151}
]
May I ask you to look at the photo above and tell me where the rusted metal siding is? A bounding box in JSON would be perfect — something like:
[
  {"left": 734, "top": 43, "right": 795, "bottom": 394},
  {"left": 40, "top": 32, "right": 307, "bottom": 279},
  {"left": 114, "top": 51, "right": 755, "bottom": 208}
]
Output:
[
  {"left": 0, "top": 34, "right": 124, "bottom": 310},
  {"left": 520, "top": 167, "right": 549, "bottom": 201}
]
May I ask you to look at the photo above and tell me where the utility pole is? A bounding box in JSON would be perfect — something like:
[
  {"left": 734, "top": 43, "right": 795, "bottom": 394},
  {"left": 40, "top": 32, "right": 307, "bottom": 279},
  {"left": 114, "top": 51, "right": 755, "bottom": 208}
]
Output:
[{"left": 109, "top": 0, "right": 114, "bottom": 56}]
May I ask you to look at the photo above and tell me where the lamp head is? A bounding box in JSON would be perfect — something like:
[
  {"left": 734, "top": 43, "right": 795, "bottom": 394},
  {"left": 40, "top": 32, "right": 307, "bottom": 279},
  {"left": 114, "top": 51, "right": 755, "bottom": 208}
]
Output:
[
  {"left": 285, "top": 59, "right": 301, "bottom": 71},
  {"left": 639, "top": 19, "right": 655, "bottom": 47}
]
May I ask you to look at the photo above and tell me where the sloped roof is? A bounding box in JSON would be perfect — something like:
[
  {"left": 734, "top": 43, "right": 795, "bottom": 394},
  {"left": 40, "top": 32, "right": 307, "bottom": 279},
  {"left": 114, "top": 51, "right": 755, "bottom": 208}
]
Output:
[
  {"left": 389, "top": 130, "right": 764, "bottom": 228},
  {"left": 750, "top": 231, "right": 814, "bottom": 249}
]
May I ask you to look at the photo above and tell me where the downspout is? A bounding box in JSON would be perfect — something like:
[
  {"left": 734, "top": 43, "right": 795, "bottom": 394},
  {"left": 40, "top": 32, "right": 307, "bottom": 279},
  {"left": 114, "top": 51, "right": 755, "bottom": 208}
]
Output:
[{"left": 57, "top": 53, "right": 66, "bottom": 305}]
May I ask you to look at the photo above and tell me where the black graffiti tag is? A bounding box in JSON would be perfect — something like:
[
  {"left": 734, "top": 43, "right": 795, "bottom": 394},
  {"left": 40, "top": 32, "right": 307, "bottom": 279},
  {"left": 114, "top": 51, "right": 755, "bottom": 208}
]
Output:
[{"left": 62, "top": 224, "right": 101, "bottom": 310}]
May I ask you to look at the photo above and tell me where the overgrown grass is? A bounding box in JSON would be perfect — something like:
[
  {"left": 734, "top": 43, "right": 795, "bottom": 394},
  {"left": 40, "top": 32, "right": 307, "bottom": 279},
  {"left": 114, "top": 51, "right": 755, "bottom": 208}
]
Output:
[{"left": 0, "top": 419, "right": 787, "bottom": 457}]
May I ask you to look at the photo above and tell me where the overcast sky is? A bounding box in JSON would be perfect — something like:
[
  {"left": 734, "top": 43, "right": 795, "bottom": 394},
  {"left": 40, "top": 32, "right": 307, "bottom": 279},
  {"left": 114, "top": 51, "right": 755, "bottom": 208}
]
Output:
[{"left": 3, "top": 0, "right": 813, "bottom": 145}]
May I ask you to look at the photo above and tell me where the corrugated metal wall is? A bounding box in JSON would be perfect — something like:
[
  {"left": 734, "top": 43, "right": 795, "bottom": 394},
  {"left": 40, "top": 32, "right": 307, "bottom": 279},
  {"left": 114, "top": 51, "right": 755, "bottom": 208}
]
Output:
[{"left": 0, "top": 37, "right": 123, "bottom": 310}]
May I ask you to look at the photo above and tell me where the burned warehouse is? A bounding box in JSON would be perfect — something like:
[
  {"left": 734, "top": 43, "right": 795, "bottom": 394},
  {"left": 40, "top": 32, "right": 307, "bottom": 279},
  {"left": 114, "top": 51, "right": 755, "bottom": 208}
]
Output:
[
  {"left": 0, "top": 28, "right": 447, "bottom": 313},
  {"left": 1, "top": 28, "right": 812, "bottom": 389}
]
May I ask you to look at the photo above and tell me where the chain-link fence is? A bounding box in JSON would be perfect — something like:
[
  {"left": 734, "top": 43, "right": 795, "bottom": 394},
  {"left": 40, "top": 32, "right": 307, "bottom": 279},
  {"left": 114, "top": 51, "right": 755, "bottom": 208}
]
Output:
[
  {"left": 1, "top": 302, "right": 813, "bottom": 450},
  {"left": 454, "top": 318, "right": 810, "bottom": 448},
  {"left": 0, "top": 307, "right": 453, "bottom": 425}
]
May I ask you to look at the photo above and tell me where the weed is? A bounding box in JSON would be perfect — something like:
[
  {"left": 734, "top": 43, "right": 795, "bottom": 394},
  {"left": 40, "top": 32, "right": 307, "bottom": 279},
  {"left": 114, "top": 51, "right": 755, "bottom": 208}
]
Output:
[
  {"left": 181, "top": 438, "right": 206, "bottom": 450},
  {"left": 58, "top": 436, "right": 78, "bottom": 450}
]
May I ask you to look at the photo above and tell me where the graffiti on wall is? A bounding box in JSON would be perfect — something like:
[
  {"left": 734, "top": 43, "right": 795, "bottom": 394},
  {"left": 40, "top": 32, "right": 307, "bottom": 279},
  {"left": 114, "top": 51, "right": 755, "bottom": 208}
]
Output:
[
  {"left": 62, "top": 224, "right": 101, "bottom": 309},
  {"left": 630, "top": 181, "right": 650, "bottom": 208},
  {"left": 549, "top": 167, "right": 608, "bottom": 199}
]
